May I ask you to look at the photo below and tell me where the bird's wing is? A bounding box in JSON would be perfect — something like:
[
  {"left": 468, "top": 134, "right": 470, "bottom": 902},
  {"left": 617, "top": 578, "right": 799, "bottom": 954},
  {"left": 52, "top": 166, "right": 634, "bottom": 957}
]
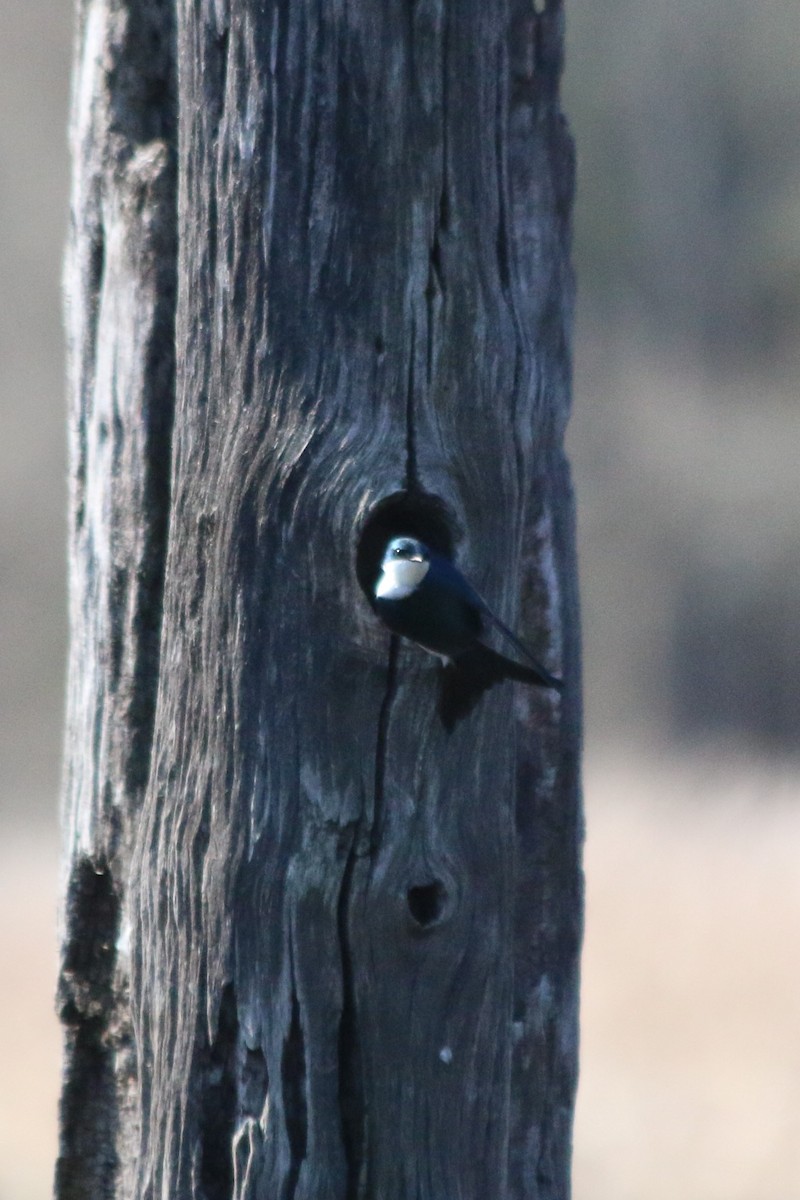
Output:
[
  {"left": 430, "top": 553, "right": 563, "bottom": 691},
  {"left": 475, "top": 596, "right": 563, "bottom": 691},
  {"left": 427, "top": 552, "right": 484, "bottom": 605}
]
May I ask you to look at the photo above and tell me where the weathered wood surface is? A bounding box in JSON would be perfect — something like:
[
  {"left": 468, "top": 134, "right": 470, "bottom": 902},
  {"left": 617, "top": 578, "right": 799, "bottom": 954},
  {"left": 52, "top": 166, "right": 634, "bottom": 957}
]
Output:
[{"left": 58, "top": 2, "right": 582, "bottom": 1198}]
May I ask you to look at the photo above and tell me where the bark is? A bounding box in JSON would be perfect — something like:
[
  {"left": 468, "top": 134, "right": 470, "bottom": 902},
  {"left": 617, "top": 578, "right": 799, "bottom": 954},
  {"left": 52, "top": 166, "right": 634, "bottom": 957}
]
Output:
[{"left": 57, "top": 2, "right": 582, "bottom": 1199}]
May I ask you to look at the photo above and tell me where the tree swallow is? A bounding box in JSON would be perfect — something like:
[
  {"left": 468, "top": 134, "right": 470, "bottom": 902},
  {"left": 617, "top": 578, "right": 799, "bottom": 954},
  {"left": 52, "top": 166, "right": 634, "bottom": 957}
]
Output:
[{"left": 372, "top": 536, "right": 563, "bottom": 702}]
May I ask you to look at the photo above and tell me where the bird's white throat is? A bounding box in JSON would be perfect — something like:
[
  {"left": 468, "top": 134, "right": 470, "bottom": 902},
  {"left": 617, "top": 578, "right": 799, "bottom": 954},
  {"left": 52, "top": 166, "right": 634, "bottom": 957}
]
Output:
[{"left": 375, "top": 557, "right": 429, "bottom": 600}]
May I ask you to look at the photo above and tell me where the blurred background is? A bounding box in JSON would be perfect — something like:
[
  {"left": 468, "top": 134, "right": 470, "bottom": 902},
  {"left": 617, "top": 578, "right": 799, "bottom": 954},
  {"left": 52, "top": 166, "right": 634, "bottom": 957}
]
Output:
[{"left": 1, "top": 2, "right": 798, "bottom": 1197}]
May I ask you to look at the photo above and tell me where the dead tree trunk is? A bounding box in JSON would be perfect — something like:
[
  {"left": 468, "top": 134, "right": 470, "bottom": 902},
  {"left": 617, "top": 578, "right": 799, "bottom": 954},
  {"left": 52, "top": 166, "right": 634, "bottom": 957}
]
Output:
[{"left": 57, "top": 2, "right": 582, "bottom": 1198}]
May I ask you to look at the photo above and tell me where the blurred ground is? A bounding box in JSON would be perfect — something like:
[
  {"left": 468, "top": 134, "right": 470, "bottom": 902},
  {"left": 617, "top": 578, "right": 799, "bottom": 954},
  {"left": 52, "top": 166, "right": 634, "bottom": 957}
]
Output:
[
  {"left": 575, "top": 755, "right": 800, "bottom": 1200},
  {"left": 0, "top": 820, "right": 61, "bottom": 1200},
  {"left": 1, "top": 0, "right": 799, "bottom": 1196}
]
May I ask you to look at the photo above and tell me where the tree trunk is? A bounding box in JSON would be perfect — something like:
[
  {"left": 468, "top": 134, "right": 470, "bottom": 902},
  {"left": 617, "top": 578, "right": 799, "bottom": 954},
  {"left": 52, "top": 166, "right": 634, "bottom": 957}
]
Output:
[{"left": 57, "top": 2, "right": 582, "bottom": 1199}]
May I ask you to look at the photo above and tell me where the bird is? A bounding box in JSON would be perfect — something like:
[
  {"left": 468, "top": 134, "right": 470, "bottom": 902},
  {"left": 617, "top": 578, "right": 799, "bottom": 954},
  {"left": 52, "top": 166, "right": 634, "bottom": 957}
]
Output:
[{"left": 372, "top": 535, "right": 562, "bottom": 724}]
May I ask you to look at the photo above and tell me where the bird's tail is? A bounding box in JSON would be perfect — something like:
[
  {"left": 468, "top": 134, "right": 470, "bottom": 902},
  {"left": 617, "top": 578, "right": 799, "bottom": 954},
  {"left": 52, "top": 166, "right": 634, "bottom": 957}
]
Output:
[
  {"left": 469, "top": 643, "right": 562, "bottom": 690},
  {"left": 438, "top": 643, "right": 562, "bottom": 730}
]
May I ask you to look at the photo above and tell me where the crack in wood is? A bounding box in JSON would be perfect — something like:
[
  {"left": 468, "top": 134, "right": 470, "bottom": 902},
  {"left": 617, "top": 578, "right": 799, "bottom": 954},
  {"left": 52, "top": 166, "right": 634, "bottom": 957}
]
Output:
[
  {"left": 282, "top": 985, "right": 308, "bottom": 1199},
  {"left": 428, "top": 2, "right": 449, "bottom": 393},
  {"left": 425, "top": 231, "right": 443, "bottom": 390},
  {"left": 495, "top": 40, "right": 512, "bottom": 304},
  {"left": 336, "top": 837, "right": 363, "bottom": 1200},
  {"left": 405, "top": 320, "right": 419, "bottom": 491},
  {"left": 337, "top": 635, "right": 400, "bottom": 1200},
  {"left": 241, "top": 1043, "right": 269, "bottom": 1122},
  {"left": 55, "top": 859, "right": 120, "bottom": 1200},
  {"left": 199, "top": 982, "right": 239, "bottom": 1200},
  {"left": 372, "top": 634, "right": 400, "bottom": 855}
]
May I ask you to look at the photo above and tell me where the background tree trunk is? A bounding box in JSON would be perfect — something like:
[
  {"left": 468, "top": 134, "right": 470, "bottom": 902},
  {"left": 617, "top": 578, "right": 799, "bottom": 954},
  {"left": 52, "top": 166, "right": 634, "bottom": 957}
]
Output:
[{"left": 57, "top": 1, "right": 582, "bottom": 1198}]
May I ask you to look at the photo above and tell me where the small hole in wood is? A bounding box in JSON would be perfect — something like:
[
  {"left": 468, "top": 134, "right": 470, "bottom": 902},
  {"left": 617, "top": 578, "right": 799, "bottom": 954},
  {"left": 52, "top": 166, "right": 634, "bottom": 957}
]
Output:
[
  {"left": 407, "top": 880, "right": 446, "bottom": 928},
  {"left": 355, "top": 491, "right": 459, "bottom": 600}
]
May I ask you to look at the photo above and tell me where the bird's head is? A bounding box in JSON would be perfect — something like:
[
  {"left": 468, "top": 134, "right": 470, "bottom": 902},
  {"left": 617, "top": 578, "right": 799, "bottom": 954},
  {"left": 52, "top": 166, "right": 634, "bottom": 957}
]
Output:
[
  {"left": 375, "top": 536, "right": 431, "bottom": 600},
  {"left": 382, "top": 536, "right": 429, "bottom": 567}
]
